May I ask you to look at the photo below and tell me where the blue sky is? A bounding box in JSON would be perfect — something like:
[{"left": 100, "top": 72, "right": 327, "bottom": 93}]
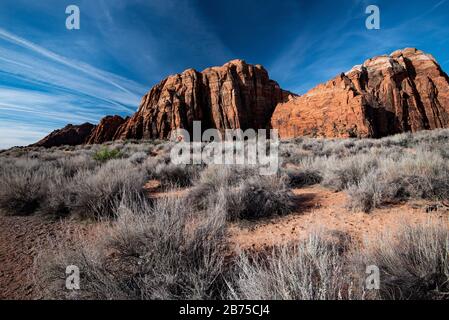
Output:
[{"left": 1, "top": 0, "right": 448, "bottom": 149}]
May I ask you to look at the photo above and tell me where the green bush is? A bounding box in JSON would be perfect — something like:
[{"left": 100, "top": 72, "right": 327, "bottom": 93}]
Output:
[{"left": 93, "top": 148, "right": 123, "bottom": 162}]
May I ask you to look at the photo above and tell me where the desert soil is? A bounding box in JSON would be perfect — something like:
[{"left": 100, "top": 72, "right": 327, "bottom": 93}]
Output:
[
  {"left": 0, "top": 215, "right": 92, "bottom": 300},
  {"left": 229, "top": 186, "right": 449, "bottom": 250},
  {"left": 1, "top": 185, "right": 448, "bottom": 299}
]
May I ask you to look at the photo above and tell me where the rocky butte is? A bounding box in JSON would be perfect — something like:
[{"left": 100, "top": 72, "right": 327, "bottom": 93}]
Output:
[
  {"left": 33, "top": 48, "right": 449, "bottom": 147},
  {"left": 33, "top": 122, "right": 95, "bottom": 148},
  {"left": 34, "top": 59, "right": 293, "bottom": 147},
  {"left": 272, "top": 48, "right": 449, "bottom": 138}
]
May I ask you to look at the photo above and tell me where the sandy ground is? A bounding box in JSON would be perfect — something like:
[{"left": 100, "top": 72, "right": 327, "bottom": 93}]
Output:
[
  {"left": 229, "top": 186, "right": 449, "bottom": 250},
  {"left": 0, "top": 214, "right": 95, "bottom": 300},
  {"left": 1, "top": 184, "right": 448, "bottom": 299},
  {"left": 0, "top": 214, "right": 64, "bottom": 299}
]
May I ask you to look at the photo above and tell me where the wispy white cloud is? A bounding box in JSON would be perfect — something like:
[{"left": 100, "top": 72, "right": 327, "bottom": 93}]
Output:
[
  {"left": 0, "top": 27, "right": 147, "bottom": 99},
  {"left": 0, "top": 0, "right": 234, "bottom": 149},
  {"left": 0, "top": 123, "right": 49, "bottom": 150},
  {"left": 0, "top": 26, "right": 149, "bottom": 149}
]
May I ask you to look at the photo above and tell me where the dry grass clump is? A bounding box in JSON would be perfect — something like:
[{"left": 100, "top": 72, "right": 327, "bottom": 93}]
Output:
[
  {"left": 358, "top": 223, "right": 449, "bottom": 300},
  {"left": 284, "top": 167, "right": 322, "bottom": 188},
  {"left": 278, "top": 129, "right": 449, "bottom": 212},
  {"left": 69, "top": 159, "right": 147, "bottom": 218},
  {"left": 128, "top": 152, "right": 148, "bottom": 164},
  {"left": 224, "top": 175, "right": 295, "bottom": 221},
  {"left": 55, "top": 154, "right": 97, "bottom": 177},
  {"left": 153, "top": 163, "right": 203, "bottom": 187},
  {"left": 321, "top": 154, "right": 379, "bottom": 191},
  {"left": 35, "top": 217, "right": 449, "bottom": 300},
  {"left": 0, "top": 159, "right": 55, "bottom": 215},
  {"left": 0, "top": 147, "right": 153, "bottom": 218},
  {"left": 36, "top": 194, "right": 230, "bottom": 300},
  {"left": 229, "top": 222, "right": 449, "bottom": 301},
  {"left": 228, "top": 233, "right": 354, "bottom": 300},
  {"left": 348, "top": 151, "right": 449, "bottom": 212},
  {"left": 189, "top": 165, "right": 295, "bottom": 221},
  {"left": 188, "top": 165, "right": 258, "bottom": 207}
]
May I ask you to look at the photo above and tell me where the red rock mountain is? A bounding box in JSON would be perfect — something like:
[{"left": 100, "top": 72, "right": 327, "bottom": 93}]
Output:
[
  {"left": 113, "top": 59, "right": 292, "bottom": 140},
  {"left": 86, "top": 115, "right": 128, "bottom": 145},
  {"left": 33, "top": 48, "right": 449, "bottom": 147},
  {"left": 272, "top": 48, "right": 449, "bottom": 138},
  {"left": 34, "top": 59, "right": 291, "bottom": 147},
  {"left": 33, "top": 123, "right": 95, "bottom": 148}
]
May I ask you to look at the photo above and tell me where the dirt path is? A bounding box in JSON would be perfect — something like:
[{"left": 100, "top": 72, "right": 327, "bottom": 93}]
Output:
[
  {"left": 0, "top": 214, "right": 89, "bottom": 300},
  {"left": 229, "top": 186, "right": 449, "bottom": 250},
  {"left": 0, "top": 215, "right": 55, "bottom": 299}
]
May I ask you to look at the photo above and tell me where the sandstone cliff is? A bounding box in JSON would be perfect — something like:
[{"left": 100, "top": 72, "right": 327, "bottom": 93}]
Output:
[
  {"left": 33, "top": 48, "right": 449, "bottom": 147},
  {"left": 86, "top": 115, "right": 127, "bottom": 145},
  {"left": 271, "top": 48, "right": 449, "bottom": 138},
  {"left": 114, "top": 59, "right": 292, "bottom": 140}
]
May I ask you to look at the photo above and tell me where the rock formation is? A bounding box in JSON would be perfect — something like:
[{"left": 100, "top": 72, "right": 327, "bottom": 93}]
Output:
[
  {"left": 114, "top": 59, "right": 292, "bottom": 140},
  {"left": 272, "top": 48, "right": 449, "bottom": 138},
  {"left": 32, "top": 48, "right": 449, "bottom": 147},
  {"left": 34, "top": 59, "right": 291, "bottom": 147},
  {"left": 33, "top": 123, "right": 95, "bottom": 148},
  {"left": 86, "top": 115, "right": 127, "bottom": 145}
]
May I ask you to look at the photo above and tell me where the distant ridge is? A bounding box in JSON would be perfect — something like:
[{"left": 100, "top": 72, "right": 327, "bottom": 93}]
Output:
[
  {"left": 272, "top": 48, "right": 449, "bottom": 138},
  {"left": 33, "top": 48, "right": 449, "bottom": 147}
]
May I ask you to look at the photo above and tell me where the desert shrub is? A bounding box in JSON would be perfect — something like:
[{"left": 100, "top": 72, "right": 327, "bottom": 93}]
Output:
[
  {"left": 128, "top": 152, "right": 148, "bottom": 164},
  {"left": 0, "top": 159, "right": 52, "bottom": 215},
  {"left": 153, "top": 163, "right": 203, "bottom": 187},
  {"left": 229, "top": 233, "right": 353, "bottom": 300},
  {"left": 55, "top": 154, "right": 97, "bottom": 177},
  {"left": 39, "top": 150, "right": 68, "bottom": 162},
  {"left": 189, "top": 166, "right": 256, "bottom": 207},
  {"left": 301, "top": 139, "right": 324, "bottom": 154},
  {"left": 40, "top": 174, "right": 73, "bottom": 217},
  {"left": 142, "top": 153, "right": 171, "bottom": 175},
  {"left": 347, "top": 171, "right": 384, "bottom": 213},
  {"left": 189, "top": 165, "right": 295, "bottom": 221},
  {"left": 280, "top": 143, "right": 312, "bottom": 165},
  {"left": 93, "top": 147, "right": 123, "bottom": 162},
  {"left": 359, "top": 223, "right": 449, "bottom": 300},
  {"left": 322, "top": 154, "right": 378, "bottom": 191},
  {"left": 348, "top": 152, "right": 449, "bottom": 212},
  {"left": 36, "top": 195, "right": 230, "bottom": 300},
  {"left": 69, "top": 159, "right": 147, "bottom": 218},
  {"left": 284, "top": 168, "right": 323, "bottom": 188},
  {"left": 224, "top": 175, "right": 295, "bottom": 221}
]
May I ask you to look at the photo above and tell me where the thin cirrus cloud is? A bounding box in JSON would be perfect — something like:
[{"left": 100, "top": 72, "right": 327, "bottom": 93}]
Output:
[
  {"left": 0, "top": 27, "right": 148, "bottom": 149},
  {"left": 0, "top": 0, "right": 234, "bottom": 150}
]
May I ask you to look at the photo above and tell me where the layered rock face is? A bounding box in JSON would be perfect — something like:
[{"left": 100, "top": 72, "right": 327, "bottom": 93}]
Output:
[
  {"left": 86, "top": 115, "right": 127, "bottom": 145},
  {"left": 34, "top": 60, "right": 290, "bottom": 147},
  {"left": 33, "top": 123, "right": 95, "bottom": 148},
  {"left": 272, "top": 48, "right": 449, "bottom": 138},
  {"left": 114, "top": 59, "right": 291, "bottom": 140}
]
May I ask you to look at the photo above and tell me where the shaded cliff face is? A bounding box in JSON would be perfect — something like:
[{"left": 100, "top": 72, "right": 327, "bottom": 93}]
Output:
[
  {"left": 86, "top": 115, "right": 127, "bottom": 145},
  {"left": 272, "top": 48, "right": 449, "bottom": 138},
  {"left": 114, "top": 59, "right": 292, "bottom": 140},
  {"left": 33, "top": 123, "right": 95, "bottom": 148}
]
